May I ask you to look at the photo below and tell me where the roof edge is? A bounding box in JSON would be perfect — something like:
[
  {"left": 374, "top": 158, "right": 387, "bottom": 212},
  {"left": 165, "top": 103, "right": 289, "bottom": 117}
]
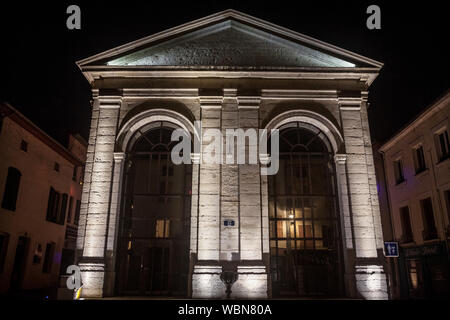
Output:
[
  {"left": 0, "top": 102, "right": 84, "bottom": 166},
  {"left": 76, "top": 9, "right": 383, "bottom": 70},
  {"left": 379, "top": 90, "right": 450, "bottom": 153}
]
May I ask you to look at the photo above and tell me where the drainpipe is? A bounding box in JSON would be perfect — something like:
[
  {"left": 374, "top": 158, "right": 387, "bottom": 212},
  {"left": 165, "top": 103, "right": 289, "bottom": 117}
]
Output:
[{"left": 380, "top": 150, "right": 397, "bottom": 299}]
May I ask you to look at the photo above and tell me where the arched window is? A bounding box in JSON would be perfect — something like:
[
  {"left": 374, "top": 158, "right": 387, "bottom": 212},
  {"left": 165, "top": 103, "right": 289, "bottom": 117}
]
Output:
[
  {"left": 2, "top": 167, "right": 21, "bottom": 211},
  {"left": 268, "top": 123, "right": 343, "bottom": 297},
  {"left": 117, "top": 122, "right": 192, "bottom": 297}
]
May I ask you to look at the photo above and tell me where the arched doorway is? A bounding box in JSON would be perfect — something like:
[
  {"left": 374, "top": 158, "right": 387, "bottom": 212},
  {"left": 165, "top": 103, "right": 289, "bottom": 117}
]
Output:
[
  {"left": 268, "top": 122, "right": 343, "bottom": 297},
  {"left": 116, "top": 122, "right": 192, "bottom": 296}
]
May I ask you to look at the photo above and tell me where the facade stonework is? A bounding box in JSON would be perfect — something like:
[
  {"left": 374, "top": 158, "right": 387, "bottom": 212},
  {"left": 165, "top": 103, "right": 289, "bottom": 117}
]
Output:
[{"left": 75, "top": 10, "right": 388, "bottom": 299}]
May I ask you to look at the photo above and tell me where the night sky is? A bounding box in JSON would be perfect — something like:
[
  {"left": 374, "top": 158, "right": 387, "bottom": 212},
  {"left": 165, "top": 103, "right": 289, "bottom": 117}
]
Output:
[{"left": 1, "top": 1, "right": 449, "bottom": 146}]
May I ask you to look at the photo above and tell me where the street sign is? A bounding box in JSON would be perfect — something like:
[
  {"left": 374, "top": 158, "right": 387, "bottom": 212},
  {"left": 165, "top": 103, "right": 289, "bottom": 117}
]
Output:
[
  {"left": 224, "top": 219, "right": 235, "bottom": 227},
  {"left": 384, "top": 242, "right": 399, "bottom": 257}
]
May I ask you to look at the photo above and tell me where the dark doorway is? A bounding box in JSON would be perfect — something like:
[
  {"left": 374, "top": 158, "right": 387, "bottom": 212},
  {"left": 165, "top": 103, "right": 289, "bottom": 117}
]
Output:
[
  {"left": 9, "top": 236, "right": 29, "bottom": 292},
  {"left": 268, "top": 123, "right": 343, "bottom": 297},
  {"left": 116, "top": 123, "right": 192, "bottom": 296}
]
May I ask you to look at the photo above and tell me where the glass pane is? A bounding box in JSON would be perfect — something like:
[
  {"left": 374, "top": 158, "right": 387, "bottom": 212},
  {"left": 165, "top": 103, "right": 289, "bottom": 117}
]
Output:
[
  {"left": 294, "top": 198, "right": 303, "bottom": 218},
  {"left": 278, "top": 240, "right": 287, "bottom": 249},
  {"left": 155, "top": 220, "right": 165, "bottom": 238},
  {"left": 133, "top": 158, "right": 150, "bottom": 193},
  {"left": 277, "top": 221, "right": 287, "bottom": 238},
  {"left": 313, "top": 197, "right": 330, "bottom": 219},
  {"left": 270, "top": 240, "right": 277, "bottom": 248},
  {"left": 303, "top": 199, "right": 312, "bottom": 218},
  {"left": 270, "top": 221, "right": 276, "bottom": 237},
  {"left": 315, "top": 240, "right": 324, "bottom": 250},
  {"left": 275, "top": 158, "right": 288, "bottom": 195},
  {"left": 304, "top": 221, "right": 313, "bottom": 238},
  {"left": 289, "top": 221, "right": 295, "bottom": 238},
  {"left": 276, "top": 198, "right": 288, "bottom": 218},
  {"left": 305, "top": 240, "right": 314, "bottom": 249},
  {"left": 269, "top": 198, "right": 275, "bottom": 218},
  {"left": 295, "top": 221, "right": 304, "bottom": 238}
]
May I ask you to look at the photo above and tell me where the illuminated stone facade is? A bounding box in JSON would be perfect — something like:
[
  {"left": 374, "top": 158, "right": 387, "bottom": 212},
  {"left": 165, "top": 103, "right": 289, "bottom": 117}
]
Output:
[{"left": 75, "top": 10, "right": 388, "bottom": 299}]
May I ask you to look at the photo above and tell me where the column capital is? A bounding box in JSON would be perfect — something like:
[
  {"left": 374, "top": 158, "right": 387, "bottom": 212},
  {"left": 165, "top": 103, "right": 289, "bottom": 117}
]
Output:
[
  {"left": 199, "top": 96, "right": 223, "bottom": 109},
  {"left": 237, "top": 96, "right": 261, "bottom": 109},
  {"left": 334, "top": 154, "right": 347, "bottom": 165},
  {"left": 191, "top": 153, "right": 201, "bottom": 164},
  {"left": 259, "top": 153, "right": 271, "bottom": 165},
  {"left": 98, "top": 96, "right": 123, "bottom": 109},
  {"left": 338, "top": 95, "right": 362, "bottom": 110},
  {"left": 113, "top": 152, "right": 125, "bottom": 162}
]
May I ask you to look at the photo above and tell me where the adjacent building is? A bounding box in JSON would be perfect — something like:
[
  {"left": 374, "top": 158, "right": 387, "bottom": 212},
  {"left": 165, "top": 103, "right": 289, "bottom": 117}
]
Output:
[
  {"left": 74, "top": 10, "right": 389, "bottom": 299},
  {"left": 377, "top": 91, "right": 450, "bottom": 298},
  {"left": 0, "top": 102, "right": 86, "bottom": 297}
]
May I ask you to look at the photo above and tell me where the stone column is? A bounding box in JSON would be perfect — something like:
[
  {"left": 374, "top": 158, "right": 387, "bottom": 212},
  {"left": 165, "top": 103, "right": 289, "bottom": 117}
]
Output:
[
  {"left": 76, "top": 91, "right": 99, "bottom": 259},
  {"left": 103, "top": 152, "right": 125, "bottom": 296},
  {"left": 220, "top": 89, "right": 240, "bottom": 261},
  {"left": 339, "top": 97, "right": 388, "bottom": 299},
  {"left": 230, "top": 96, "right": 268, "bottom": 299},
  {"left": 192, "top": 94, "right": 224, "bottom": 298},
  {"left": 334, "top": 154, "right": 356, "bottom": 297},
  {"left": 79, "top": 95, "right": 121, "bottom": 298}
]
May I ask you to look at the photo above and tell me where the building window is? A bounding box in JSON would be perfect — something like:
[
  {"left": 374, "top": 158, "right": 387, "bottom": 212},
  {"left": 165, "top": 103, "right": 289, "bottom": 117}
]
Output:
[
  {"left": 32, "top": 243, "right": 43, "bottom": 264},
  {"left": 445, "top": 190, "right": 450, "bottom": 226},
  {"left": 268, "top": 124, "right": 340, "bottom": 296},
  {"left": 74, "top": 200, "right": 81, "bottom": 225},
  {"left": 393, "top": 159, "right": 405, "bottom": 185},
  {"left": 45, "top": 188, "right": 66, "bottom": 225},
  {"left": 1, "top": 167, "right": 22, "bottom": 211},
  {"left": 0, "top": 232, "right": 9, "bottom": 273},
  {"left": 399, "top": 206, "right": 413, "bottom": 243},
  {"left": 155, "top": 219, "right": 170, "bottom": 238},
  {"left": 20, "top": 140, "right": 28, "bottom": 152},
  {"left": 54, "top": 162, "right": 60, "bottom": 172},
  {"left": 435, "top": 130, "right": 450, "bottom": 162},
  {"left": 42, "top": 242, "right": 55, "bottom": 273},
  {"left": 59, "top": 194, "right": 68, "bottom": 225},
  {"left": 72, "top": 166, "right": 77, "bottom": 181},
  {"left": 407, "top": 259, "right": 424, "bottom": 292},
  {"left": 46, "top": 187, "right": 59, "bottom": 223},
  {"left": 79, "top": 165, "right": 85, "bottom": 185},
  {"left": 67, "top": 196, "right": 73, "bottom": 223},
  {"left": 413, "top": 146, "right": 427, "bottom": 174},
  {"left": 420, "top": 197, "right": 437, "bottom": 240}
]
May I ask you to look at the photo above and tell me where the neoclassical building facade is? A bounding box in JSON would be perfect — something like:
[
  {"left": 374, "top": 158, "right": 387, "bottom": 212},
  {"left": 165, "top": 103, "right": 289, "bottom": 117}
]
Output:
[{"left": 75, "top": 10, "right": 388, "bottom": 299}]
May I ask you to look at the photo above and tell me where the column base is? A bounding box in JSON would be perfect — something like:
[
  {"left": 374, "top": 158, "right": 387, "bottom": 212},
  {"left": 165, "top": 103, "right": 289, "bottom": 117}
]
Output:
[
  {"left": 78, "top": 260, "right": 105, "bottom": 299},
  {"left": 230, "top": 266, "right": 268, "bottom": 299},
  {"left": 355, "top": 265, "right": 388, "bottom": 300},
  {"left": 192, "top": 265, "right": 224, "bottom": 298},
  {"left": 192, "top": 264, "right": 269, "bottom": 299}
]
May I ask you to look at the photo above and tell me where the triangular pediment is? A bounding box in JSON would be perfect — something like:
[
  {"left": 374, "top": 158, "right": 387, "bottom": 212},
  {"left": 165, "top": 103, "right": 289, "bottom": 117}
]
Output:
[{"left": 78, "top": 10, "right": 382, "bottom": 70}]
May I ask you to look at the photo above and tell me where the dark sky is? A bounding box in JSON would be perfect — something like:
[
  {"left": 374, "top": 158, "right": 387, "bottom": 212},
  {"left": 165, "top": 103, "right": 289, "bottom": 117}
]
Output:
[{"left": 1, "top": 1, "right": 449, "bottom": 146}]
